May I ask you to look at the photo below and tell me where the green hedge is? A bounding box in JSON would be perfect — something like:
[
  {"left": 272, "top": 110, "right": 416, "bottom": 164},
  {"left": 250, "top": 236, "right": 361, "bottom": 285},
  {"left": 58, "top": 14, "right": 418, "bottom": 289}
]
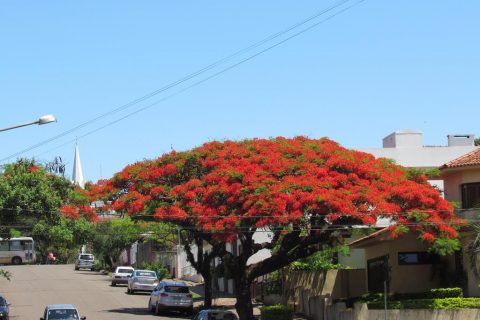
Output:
[
  {"left": 429, "top": 288, "right": 463, "bottom": 299},
  {"left": 368, "top": 298, "right": 480, "bottom": 310},
  {"left": 360, "top": 287, "right": 463, "bottom": 305},
  {"left": 260, "top": 305, "right": 293, "bottom": 320},
  {"left": 394, "top": 287, "right": 463, "bottom": 300}
]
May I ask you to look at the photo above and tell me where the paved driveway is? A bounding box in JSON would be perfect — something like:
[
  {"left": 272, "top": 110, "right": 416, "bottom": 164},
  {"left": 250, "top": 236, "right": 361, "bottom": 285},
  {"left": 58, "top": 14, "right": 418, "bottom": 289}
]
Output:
[{"left": 0, "top": 264, "right": 189, "bottom": 319}]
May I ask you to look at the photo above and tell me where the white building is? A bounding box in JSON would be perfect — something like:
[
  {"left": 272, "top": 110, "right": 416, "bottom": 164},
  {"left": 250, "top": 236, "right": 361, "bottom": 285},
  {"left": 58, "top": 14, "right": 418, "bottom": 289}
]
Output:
[
  {"left": 340, "top": 130, "right": 478, "bottom": 268},
  {"left": 72, "top": 144, "right": 85, "bottom": 189}
]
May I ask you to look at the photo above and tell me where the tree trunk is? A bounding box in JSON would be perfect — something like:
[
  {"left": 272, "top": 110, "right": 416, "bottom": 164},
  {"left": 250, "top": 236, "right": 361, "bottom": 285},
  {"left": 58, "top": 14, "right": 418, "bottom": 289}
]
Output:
[
  {"left": 234, "top": 272, "right": 254, "bottom": 320},
  {"left": 202, "top": 269, "right": 213, "bottom": 308}
]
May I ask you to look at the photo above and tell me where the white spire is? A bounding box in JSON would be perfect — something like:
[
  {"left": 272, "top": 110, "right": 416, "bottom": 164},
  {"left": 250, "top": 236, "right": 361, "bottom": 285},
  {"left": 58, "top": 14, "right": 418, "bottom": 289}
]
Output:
[{"left": 72, "top": 144, "right": 85, "bottom": 189}]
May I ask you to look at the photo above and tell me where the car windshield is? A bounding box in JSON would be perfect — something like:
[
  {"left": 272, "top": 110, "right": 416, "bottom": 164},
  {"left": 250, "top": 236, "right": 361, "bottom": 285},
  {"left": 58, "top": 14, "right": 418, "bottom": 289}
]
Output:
[
  {"left": 118, "top": 268, "right": 133, "bottom": 274},
  {"left": 165, "top": 286, "right": 189, "bottom": 293},
  {"left": 135, "top": 271, "right": 156, "bottom": 277},
  {"left": 48, "top": 309, "right": 79, "bottom": 320},
  {"left": 80, "top": 255, "right": 93, "bottom": 260}
]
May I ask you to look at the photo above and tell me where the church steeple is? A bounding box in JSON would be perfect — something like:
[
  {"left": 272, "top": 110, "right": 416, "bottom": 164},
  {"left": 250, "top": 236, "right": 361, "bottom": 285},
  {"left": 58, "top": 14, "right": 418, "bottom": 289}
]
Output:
[{"left": 72, "top": 143, "right": 85, "bottom": 189}]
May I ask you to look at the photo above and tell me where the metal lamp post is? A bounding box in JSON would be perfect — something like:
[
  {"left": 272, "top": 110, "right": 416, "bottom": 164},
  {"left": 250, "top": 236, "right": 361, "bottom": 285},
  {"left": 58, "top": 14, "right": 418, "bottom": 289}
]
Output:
[{"left": 0, "top": 115, "right": 57, "bottom": 132}]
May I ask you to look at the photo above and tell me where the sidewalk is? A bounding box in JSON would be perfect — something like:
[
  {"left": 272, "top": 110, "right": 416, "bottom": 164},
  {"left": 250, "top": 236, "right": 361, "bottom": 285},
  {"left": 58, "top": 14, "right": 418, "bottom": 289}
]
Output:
[
  {"left": 185, "top": 281, "right": 262, "bottom": 316},
  {"left": 184, "top": 281, "right": 308, "bottom": 320}
]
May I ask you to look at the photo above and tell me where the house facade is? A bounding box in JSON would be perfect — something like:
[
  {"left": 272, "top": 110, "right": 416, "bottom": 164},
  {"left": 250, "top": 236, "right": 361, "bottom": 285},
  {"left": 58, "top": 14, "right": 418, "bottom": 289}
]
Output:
[
  {"left": 441, "top": 148, "right": 480, "bottom": 297},
  {"left": 349, "top": 229, "right": 457, "bottom": 295},
  {"left": 340, "top": 130, "right": 477, "bottom": 269},
  {"left": 343, "top": 146, "right": 480, "bottom": 298}
]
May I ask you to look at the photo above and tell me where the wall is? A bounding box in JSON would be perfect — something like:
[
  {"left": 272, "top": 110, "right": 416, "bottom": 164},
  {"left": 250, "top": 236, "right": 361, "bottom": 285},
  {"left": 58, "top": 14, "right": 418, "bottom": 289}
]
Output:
[
  {"left": 357, "top": 146, "right": 477, "bottom": 168},
  {"left": 178, "top": 242, "right": 205, "bottom": 282},
  {"left": 283, "top": 269, "right": 366, "bottom": 317},
  {"left": 360, "top": 233, "right": 454, "bottom": 294},
  {"left": 442, "top": 167, "right": 480, "bottom": 297},
  {"left": 459, "top": 231, "right": 480, "bottom": 297},
  {"left": 443, "top": 167, "right": 480, "bottom": 205},
  {"left": 330, "top": 303, "right": 480, "bottom": 320}
]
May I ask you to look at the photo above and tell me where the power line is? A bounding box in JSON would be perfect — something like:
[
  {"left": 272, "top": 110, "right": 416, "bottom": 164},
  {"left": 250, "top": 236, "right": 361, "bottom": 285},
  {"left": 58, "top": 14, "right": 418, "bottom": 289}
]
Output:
[{"left": 1, "top": 0, "right": 365, "bottom": 163}]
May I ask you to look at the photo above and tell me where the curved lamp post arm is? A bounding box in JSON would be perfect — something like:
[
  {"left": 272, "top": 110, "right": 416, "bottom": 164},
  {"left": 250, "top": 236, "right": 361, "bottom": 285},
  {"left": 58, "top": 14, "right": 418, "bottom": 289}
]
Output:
[{"left": 0, "top": 115, "right": 57, "bottom": 132}]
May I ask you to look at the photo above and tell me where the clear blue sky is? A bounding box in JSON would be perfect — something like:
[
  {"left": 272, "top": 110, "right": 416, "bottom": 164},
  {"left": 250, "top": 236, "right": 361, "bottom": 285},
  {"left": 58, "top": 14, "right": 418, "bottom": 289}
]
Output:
[{"left": 1, "top": 1, "right": 479, "bottom": 183}]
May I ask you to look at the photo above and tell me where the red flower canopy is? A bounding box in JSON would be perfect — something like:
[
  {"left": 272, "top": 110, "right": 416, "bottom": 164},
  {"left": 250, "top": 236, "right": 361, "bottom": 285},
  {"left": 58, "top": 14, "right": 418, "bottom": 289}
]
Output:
[{"left": 65, "top": 137, "right": 460, "bottom": 246}]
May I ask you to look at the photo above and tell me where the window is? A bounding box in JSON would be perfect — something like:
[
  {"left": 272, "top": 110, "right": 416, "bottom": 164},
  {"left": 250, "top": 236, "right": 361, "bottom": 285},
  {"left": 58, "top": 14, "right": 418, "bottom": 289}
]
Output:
[
  {"left": 117, "top": 268, "right": 133, "bottom": 274},
  {"left": 0, "top": 241, "right": 8, "bottom": 251},
  {"left": 462, "top": 183, "right": 480, "bottom": 209},
  {"left": 48, "top": 309, "right": 79, "bottom": 320},
  {"left": 165, "top": 285, "right": 189, "bottom": 293},
  {"left": 135, "top": 271, "right": 156, "bottom": 277},
  {"left": 9, "top": 240, "right": 23, "bottom": 251},
  {"left": 398, "top": 252, "right": 438, "bottom": 265}
]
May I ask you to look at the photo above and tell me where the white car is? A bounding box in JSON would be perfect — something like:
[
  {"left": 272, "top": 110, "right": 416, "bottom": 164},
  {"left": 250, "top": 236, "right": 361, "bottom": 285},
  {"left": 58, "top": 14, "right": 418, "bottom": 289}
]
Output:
[
  {"left": 127, "top": 269, "right": 158, "bottom": 294},
  {"left": 40, "top": 304, "right": 86, "bottom": 320},
  {"left": 111, "top": 266, "right": 134, "bottom": 286},
  {"left": 148, "top": 281, "right": 193, "bottom": 315},
  {"left": 74, "top": 253, "right": 95, "bottom": 271}
]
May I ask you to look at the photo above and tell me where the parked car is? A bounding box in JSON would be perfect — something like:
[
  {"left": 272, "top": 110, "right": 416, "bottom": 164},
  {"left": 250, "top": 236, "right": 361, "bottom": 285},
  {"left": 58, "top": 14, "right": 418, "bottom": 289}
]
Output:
[
  {"left": 148, "top": 280, "right": 193, "bottom": 315},
  {"left": 40, "top": 304, "right": 86, "bottom": 320},
  {"left": 0, "top": 295, "right": 10, "bottom": 320},
  {"left": 111, "top": 266, "right": 134, "bottom": 286},
  {"left": 127, "top": 269, "right": 158, "bottom": 294},
  {"left": 74, "top": 253, "right": 95, "bottom": 271},
  {"left": 193, "top": 309, "right": 239, "bottom": 320}
]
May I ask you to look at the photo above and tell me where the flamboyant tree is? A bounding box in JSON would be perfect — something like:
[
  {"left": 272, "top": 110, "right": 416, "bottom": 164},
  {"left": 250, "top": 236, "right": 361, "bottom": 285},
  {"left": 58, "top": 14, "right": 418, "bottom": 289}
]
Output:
[{"left": 67, "top": 137, "right": 461, "bottom": 320}]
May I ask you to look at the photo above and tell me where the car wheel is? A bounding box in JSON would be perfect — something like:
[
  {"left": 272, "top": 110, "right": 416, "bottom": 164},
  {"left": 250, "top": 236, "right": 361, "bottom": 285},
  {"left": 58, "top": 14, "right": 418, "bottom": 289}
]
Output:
[
  {"left": 91, "top": 267, "right": 95, "bottom": 271},
  {"left": 75, "top": 267, "right": 79, "bottom": 271},
  {"left": 148, "top": 298, "right": 155, "bottom": 312},
  {"left": 127, "top": 288, "right": 131, "bottom": 294},
  {"left": 155, "top": 303, "right": 162, "bottom": 316},
  {"left": 111, "top": 281, "right": 116, "bottom": 286},
  {"left": 12, "top": 256, "right": 22, "bottom": 265}
]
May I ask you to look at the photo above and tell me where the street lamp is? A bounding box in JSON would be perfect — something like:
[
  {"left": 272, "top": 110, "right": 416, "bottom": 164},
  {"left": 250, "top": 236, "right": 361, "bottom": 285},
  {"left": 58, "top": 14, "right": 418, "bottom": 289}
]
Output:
[{"left": 0, "top": 115, "right": 57, "bottom": 132}]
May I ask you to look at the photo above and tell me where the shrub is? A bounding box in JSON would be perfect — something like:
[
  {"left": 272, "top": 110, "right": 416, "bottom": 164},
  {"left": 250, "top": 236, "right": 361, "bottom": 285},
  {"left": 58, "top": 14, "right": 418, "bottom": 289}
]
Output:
[
  {"left": 264, "top": 271, "right": 282, "bottom": 295},
  {"left": 260, "top": 305, "right": 293, "bottom": 320},
  {"left": 429, "top": 288, "right": 463, "bottom": 299},
  {"left": 93, "top": 260, "right": 103, "bottom": 271},
  {"left": 139, "top": 262, "right": 171, "bottom": 280},
  {"left": 367, "top": 298, "right": 480, "bottom": 310}
]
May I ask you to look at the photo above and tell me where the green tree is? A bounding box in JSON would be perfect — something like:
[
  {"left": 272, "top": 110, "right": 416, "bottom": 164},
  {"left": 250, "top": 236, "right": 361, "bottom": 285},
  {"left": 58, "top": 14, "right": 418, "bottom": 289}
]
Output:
[
  {"left": 70, "top": 137, "right": 461, "bottom": 319},
  {"left": 0, "top": 158, "right": 75, "bottom": 277},
  {"left": 288, "top": 244, "right": 348, "bottom": 271},
  {"left": 475, "top": 138, "right": 480, "bottom": 146},
  {"left": 32, "top": 217, "right": 94, "bottom": 263},
  {"left": 0, "top": 158, "right": 73, "bottom": 237},
  {"left": 90, "top": 218, "right": 142, "bottom": 269}
]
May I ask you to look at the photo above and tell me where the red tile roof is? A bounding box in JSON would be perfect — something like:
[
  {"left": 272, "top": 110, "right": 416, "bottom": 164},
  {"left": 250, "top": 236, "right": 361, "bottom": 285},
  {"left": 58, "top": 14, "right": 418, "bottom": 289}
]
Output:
[{"left": 442, "top": 148, "right": 480, "bottom": 169}]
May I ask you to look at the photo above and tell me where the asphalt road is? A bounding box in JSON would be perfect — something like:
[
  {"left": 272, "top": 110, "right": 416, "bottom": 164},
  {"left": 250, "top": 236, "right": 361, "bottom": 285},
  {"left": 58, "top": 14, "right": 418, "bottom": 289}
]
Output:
[{"left": 0, "top": 264, "right": 190, "bottom": 320}]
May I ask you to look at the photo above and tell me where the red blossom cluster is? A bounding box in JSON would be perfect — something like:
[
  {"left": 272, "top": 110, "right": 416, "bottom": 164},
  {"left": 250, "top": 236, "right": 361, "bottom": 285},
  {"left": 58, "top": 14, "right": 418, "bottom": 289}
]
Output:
[
  {"left": 71, "top": 137, "right": 460, "bottom": 242},
  {"left": 59, "top": 196, "right": 98, "bottom": 222}
]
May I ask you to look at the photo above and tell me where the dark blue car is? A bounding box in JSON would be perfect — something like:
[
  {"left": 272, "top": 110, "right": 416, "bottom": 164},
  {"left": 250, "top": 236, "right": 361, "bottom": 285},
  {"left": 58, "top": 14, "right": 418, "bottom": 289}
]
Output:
[{"left": 0, "top": 295, "right": 10, "bottom": 320}]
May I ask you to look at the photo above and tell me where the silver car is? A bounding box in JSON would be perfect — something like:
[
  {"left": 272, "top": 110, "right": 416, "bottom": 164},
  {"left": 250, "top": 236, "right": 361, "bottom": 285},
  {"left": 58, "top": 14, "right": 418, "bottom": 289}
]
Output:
[
  {"left": 127, "top": 269, "right": 158, "bottom": 294},
  {"left": 74, "top": 254, "right": 95, "bottom": 271},
  {"left": 148, "top": 281, "right": 193, "bottom": 315},
  {"left": 194, "top": 310, "right": 238, "bottom": 320},
  {"left": 40, "top": 304, "right": 86, "bottom": 320},
  {"left": 111, "top": 266, "right": 134, "bottom": 286}
]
